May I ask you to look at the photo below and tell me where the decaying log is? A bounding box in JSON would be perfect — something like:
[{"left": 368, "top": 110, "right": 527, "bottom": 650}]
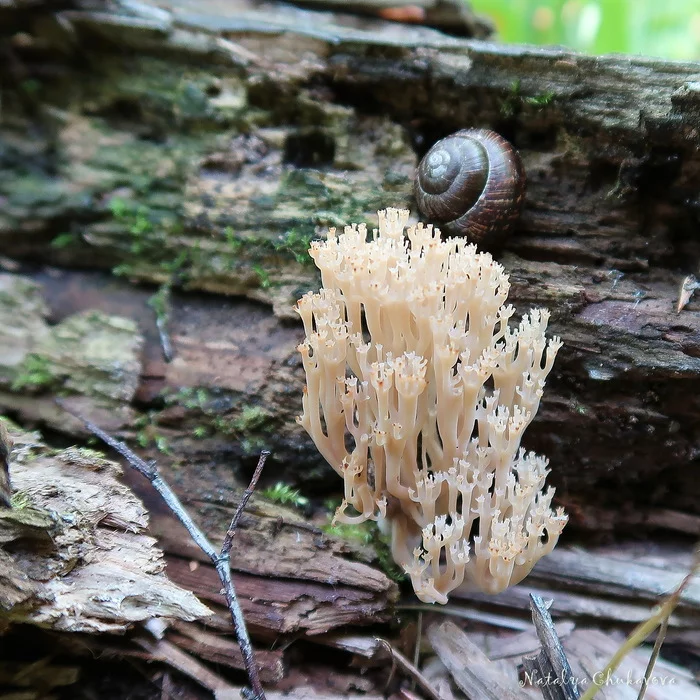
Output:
[
  {"left": 0, "top": 660, "right": 80, "bottom": 695},
  {"left": 160, "top": 547, "right": 397, "bottom": 637},
  {"left": 0, "top": 273, "right": 141, "bottom": 436},
  {"left": 163, "top": 624, "right": 284, "bottom": 682},
  {"left": 286, "top": 0, "right": 494, "bottom": 36},
  {"left": 2, "top": 0, "right": 700, "bottom": 694},
  {"left": 0, "top": 421, "right": 210, "bottom": 632},
  {"left": 0, "top": 419, "right": 399, "bottom": 700},
  {"left": 217, "top": 688, "right": 385, "bottom": 700},
  {"left": 60, "top": 405, "right": 271, "bottom": 698},
  {"left": 428, "top": 620, "right": 522, "bottom": 700},
  {"left": 0, "top": 416, "right": 397, "bottom": 694},
  {"left": 2, "top": 0, "right": 700, "bottom": 523}
]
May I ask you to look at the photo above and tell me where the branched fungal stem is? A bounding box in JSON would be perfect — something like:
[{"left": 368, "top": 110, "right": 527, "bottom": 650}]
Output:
[{"left": 296, "top": 208, "right": 567, "bottom": 603}]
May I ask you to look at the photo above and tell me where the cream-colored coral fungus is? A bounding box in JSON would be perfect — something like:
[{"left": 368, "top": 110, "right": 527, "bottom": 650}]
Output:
[{"left": 296, "top": 209, "right": 567, "bottom": 604}]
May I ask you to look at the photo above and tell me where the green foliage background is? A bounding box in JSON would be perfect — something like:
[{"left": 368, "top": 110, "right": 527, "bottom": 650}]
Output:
[{"left": 471, "top": 0, "right": 700, "bottom": 60}]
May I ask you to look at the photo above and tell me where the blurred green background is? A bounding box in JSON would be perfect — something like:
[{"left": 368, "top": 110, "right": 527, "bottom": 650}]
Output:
[{"left": 471, "top": 0, "right": 700, "bottom": 60}]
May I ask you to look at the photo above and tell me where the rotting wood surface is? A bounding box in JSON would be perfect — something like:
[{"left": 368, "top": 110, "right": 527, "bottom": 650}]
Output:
[
  {"left": 0, "top": 421, "right": 211, "bottom": 633},
  {"left": 0, "top": 417, "right": 397, "bottom": 685},
  {"left": 1, "top": 1, "right": 700, "bottom": 529}
]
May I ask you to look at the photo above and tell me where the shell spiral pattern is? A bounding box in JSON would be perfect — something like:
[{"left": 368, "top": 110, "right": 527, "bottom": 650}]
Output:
[{"left": 414, "top": 129, "right": 526, "bottom": 244}]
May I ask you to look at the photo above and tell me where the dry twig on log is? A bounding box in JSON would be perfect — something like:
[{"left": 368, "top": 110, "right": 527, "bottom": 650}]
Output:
[
  {"left": 374, "top": 637, "right": 442, "bottom": 700},
  {"left": 57, "top": 400, "right": 269, "bottom": 700},
  {"left": 523, "top": 594, "right": 580, "bottom": 700}
]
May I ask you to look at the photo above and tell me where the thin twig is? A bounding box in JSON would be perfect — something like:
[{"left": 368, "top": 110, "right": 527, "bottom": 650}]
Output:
[
  {"left": 155, "top": 315, "right": 175, "bottom": 363},
  {"left": 524, "top": 594, "right": 580, "bottom": 700},
  {"left": 221, "top": 451, "right": 268, "bottom": 556},
  {"left": 149, "top": 283, "right": 175, "bottom": 363},
  {"left": 375, "top": 638, "right": 443, "bottom": 700},
  {"left": 56, "top": 400, "right": 268, "bottom": 700},
  {"left": 411, "top": 610, "right": 422, "bottom": 693},
  {"left": 637, "top": 614, "right": 669, "bottom": 700}
]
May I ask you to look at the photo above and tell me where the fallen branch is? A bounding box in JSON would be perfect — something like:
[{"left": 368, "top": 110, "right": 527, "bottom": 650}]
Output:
[{"left": 56, "top": 400, "right": 269, "bottom": 700}]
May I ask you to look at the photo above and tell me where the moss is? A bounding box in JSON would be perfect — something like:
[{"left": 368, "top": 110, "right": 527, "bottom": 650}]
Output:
[
  {"left": 136, "top": 425, "right": 168, "bottom": 452},
  {"left": 233, "top": 405, "right": 271, "bottom": 432},
  {"left": 240, "top": 436, "right": 267, "bottom": 454},
  {"left": 273, "top": 228, "right": 316, "bottom": 265},
  {"left": 252, "top": 264, "right": 271, "bottom": 289},
  {"left": 11, "top": 354, "right": 55, "bottom": 392},
  {"left": 322, "top": 512, "right": 406, "bottom": 583},
  {"left": 2, "top": 53, "right": 418, "bottom": 318},
  {"left": 163, "top": 387, "right": 271, "bottom": 440},
  {"left": 374, "top": 532, "right": 408, "bottom": 583},
  {"left": 322, "top": 519, "right": 373, "bottom": 546},
  {"left": 68, "top": 447, "right": 107, "bottom": 461},
  {"left": 261, "top": 482, "right": 309, "bottom": 509},
  {"left": 164, "top": 386, "right": 217, "bottom": 413},
  {"left": 108, "top": 197, "right": 156, "bottom": 257},
  {"left": 51, "top": 233, "right": 78, "bottom": 249},
  {"left": 79, "top": 56, "right": 247, "bottom": 133},
  {"left": 525, "top": 90, "right": 555, "bottom": 108},
  {"left": 10, "top": 491, "right": 32, "bottom": 510},
  {"left": 223, "top": 227, "right": 242, "bottom": 253},
  {"left": 570, "top": 399, "right": 589, "bottom": 415},
  {"left": 148, "top": 282, "right": 172, "bottom": 326},
  {"left": 110, "top": 198, "right": 154, "bottom": 237},
  {"left": 31, "top": 310, "right": 142, "bottom": 402},
  {"left": 212, "top": 415, "right": 235, "bottom": 435},
  {"left": 154, "top": 435, "right": 171, "bottom": 454},
  {"left": 20, "top": 79, "right": 42, "bottom": 95},
  {"left": 500, "top": 79, "right": 523, "bottom": 118},
  {"left": 135, "top": 414, "right": 172, "bottom": 454},
  {"left": 501, "top": 79, "right": 555, "bottom": 117}
]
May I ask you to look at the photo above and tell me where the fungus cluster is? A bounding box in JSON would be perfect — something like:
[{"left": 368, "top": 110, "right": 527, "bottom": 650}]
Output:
[{"left": 296, "top": 209, "right": 567, "bottom": 604}]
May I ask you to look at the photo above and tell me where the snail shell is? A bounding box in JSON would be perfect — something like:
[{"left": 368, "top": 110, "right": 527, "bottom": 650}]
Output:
[{"left": 414, "top": 129, "right": 525, "bottom": 243}]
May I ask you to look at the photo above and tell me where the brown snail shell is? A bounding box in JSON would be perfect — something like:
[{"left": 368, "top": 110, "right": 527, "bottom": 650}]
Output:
[{"left": 414, "top": 129, "right": 526, "bottom": 243}]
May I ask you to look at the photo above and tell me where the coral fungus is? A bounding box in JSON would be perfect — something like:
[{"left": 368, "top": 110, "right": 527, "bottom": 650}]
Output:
[{"left": 296, "top": 209, "right": 567, "bottom": 603}]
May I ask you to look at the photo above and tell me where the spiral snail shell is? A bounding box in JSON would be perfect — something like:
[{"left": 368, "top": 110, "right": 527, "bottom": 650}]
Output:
[{"left": 414, "top": 129, "right": 525, "bottom": 244}]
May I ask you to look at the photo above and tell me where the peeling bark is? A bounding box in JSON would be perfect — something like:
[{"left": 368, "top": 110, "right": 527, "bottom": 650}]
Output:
[{"left": 0, "top": 421, "right": 211, "bottom": 633}]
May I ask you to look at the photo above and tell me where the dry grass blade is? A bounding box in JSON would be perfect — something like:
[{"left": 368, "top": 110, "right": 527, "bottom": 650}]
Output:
[{"left": 637, "top": 614, "right": 669, "bottom": 700}]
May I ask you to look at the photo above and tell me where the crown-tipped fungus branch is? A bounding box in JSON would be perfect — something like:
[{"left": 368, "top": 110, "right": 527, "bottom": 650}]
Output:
[{"left": 296, "top": 209, "right": 567, "bottom": 604}]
